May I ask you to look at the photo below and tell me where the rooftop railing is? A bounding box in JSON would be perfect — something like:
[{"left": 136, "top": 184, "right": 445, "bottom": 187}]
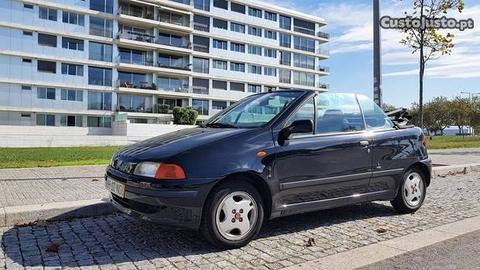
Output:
[{"left": 317, "top": 31, "right": 330, "bottom": 39}]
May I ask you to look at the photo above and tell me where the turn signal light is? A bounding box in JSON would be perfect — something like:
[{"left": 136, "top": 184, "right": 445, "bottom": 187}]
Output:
[{"left": 155, "top": 164, "right": 186, "bottom": 180}]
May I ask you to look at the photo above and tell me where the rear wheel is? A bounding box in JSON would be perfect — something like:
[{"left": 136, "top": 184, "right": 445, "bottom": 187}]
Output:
[
  {"left": 391, "top": 168, "right": 426, "bottom": 213},
  {"left": 200, "top": 181, "right": 264, "bottom": 249}
]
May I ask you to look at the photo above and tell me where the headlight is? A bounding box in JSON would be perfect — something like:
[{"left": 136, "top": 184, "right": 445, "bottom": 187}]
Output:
[{"left": 134, "top": 162, "right": 186, "bottom": 180}]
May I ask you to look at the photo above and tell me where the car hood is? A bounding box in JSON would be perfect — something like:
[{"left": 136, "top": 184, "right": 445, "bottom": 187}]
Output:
[{"left": 114, "top": 127, "right": 254, "bottom": 162}]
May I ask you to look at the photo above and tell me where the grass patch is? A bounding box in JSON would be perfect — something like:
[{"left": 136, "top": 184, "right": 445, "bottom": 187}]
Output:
[
  {"left": 427, "top": 136, "right": 480, "bottom": 150},
  {"left": 0, "top": 146, "right": 123, "bottom": 169}
]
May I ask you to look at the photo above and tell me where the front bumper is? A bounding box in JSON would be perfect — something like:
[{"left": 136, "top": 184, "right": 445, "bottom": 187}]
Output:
[{"left": 106, "top": 166, "right": 218, "bottom": 230}]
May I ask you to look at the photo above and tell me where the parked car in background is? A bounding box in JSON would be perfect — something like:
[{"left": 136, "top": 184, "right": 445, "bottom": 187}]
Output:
[{"left": 106, "top": 90, "right": 432, "bottom": 249}]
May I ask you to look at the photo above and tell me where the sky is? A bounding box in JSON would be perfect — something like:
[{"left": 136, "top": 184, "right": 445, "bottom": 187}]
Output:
[{"left": 265, "top": 0, "right": 480, "bottom": 107}]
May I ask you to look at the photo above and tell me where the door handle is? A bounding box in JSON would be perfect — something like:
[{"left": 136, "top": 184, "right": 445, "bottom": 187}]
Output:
[{"left": 360, "top": 140, "right": 370, "bottom": 147}]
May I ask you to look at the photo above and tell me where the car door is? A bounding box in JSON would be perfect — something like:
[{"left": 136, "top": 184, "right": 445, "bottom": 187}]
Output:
[{"left": 273, "top": 93, "right": 373, "bottom": 214}]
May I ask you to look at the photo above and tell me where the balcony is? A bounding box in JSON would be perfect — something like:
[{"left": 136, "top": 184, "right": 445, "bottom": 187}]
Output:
[
  {"left": 118, "top": 5, "right": 154, "bottom": 20},
  {"left": 158, "top": 12, "right": 191, "bottom": 28},
  {"left": 317, "top": 66, "right": 330, "bottom": 73},
  {"left": 293, "top": 26, "right": 315, "bottom": 36},
  {"left": 316, "top": 48, "right": 330, "bottom": 56},
  {"left": 317, "top": 31, "right": 330, "bottom": 39},
  {"left": 117, "top": 79, "right": 157, "bottom": 90},
  {"left": 118, "top": 31, "right": 155, "bottom": 44},
  {"left": 117, "top": 55, "right": 154, "bottom": 67},
  {"left": 317, "top": 82, "right": 329, "bottom": 89},
  {"left": 156, "top": 36, "right": 191, "bottom": 49},
  {"left": 158, "top": 85, "right": 190, "bottom": 93},
  {"left": 158, "top": 61, "right": 191, "bottom": 71}
]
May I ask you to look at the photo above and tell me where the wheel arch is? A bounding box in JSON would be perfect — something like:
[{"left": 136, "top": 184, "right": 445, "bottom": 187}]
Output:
[
  {"left": 206, "top": 171, "right": 273, "bottom": 220},
  {"left": 408, "top": 162, "right": 431, "bottom": 187}
]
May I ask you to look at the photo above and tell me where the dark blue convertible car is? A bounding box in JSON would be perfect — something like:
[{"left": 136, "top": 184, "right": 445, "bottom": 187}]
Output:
[{"left": 106, "top": 90, "right": 431, "bottom": 248}]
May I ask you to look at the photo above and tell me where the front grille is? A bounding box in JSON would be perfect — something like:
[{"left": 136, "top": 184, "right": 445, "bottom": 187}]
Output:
[{"left": 112, "top": 194, "right": 159, "bottom": 214}]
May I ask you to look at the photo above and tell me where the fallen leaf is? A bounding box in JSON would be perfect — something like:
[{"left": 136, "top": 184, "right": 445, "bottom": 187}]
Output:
[{"left": 375, "top": 228, "right": 387, "bottom": 234}]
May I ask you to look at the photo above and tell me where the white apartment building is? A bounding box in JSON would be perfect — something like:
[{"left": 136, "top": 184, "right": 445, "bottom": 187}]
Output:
[{"left": 0, "top": 0, "right": 329, "bottom": 129}]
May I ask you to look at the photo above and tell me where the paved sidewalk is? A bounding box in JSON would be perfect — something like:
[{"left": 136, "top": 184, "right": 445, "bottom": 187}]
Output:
[
  {"left": 429, "top": 148, "right": 480, "bottom": 166},
  {"left": 0, "top": 172, "right": 479, "bottom": 269}
]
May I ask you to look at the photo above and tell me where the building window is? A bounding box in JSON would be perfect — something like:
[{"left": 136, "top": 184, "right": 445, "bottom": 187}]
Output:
[
  {"left": 37, "top": 60, "right": 56, "bottom": 73},
  {"left": 193, "top": 57, "right": 209, "bottom": 73},
  {"left": 194, "top": 0, "right": 210, "bottom": 11},
  {"left": 38, "top": 33, "right": 57, "bottom": 47},
  {"left": 231, "top": 3, "right": 245, "bottom": 14},
  {"left": 279, "top": 69, "right": 291, "bottom": 83},
  {"left": 23, "top": 4, "right": 34, "bottom": 9},
  {"left": 265, "top": 11, "right": 277, "bottom": 21},
  {"left": 264, "top": 67, "right": 277, "bottom": 76},
  {"left": 61, "top": 89, "right": 83, "bottom": 101},
  {"left": 248, "top": 84, "right": 261, "bottom": 93},
  {"left": 22, "top": 85, "right": 32, "bottom": 90},
  {"left": 22, "top": 58, "right": 32, "bottom": 63},
  {"left": 62, "top": 11, "right": 85, "bottom": 26},
  {"left": 89, "top": 42, "right": 113, "bottom": 62},
  {"left": 248, "top": 26, "right": 262, "bottom": 37},
  {"left": 294, "top": 53, "right": 315, "bottom": 70},
  {"left": 39, "top": 7, "right": 57, "bottom": 21},
  {"left": 158, "top": 53, "right": 187, "bottom": 69},
  {"left": 248, "top": 45, "right": 262, "bottom": 56},
  {"left": 37, "top": 87, "right": 56, "bottom": 100},
  {"left": 62, "top": 37, "right": 84, "bottom": 51},
  {"left": 60, "top": 115, "right": 83, "bottom": 127},
  {"left": 248, "top": 65, "right": 262, "bottom": 75},
  {"left": 265, "top": 30, "right": 277, "bottom": 40},
  {"left": 212, "top": 100, "right": 227, "bottom": 110},
  {"left": 294, "top": 18, "right": 316, "bottom": 36},
  {"left": 36, "top": 114, "right": 55, "bottom": 126},
  {"left": 193, "top": 15, "right": 210, "bottom": 32},
  {"left": 87, "top": 116, "right": 112, "bottom": 128},
  {"left": 88, "top": 66, "right": 112, "bottom": 86},
  {"left": 213, "top": 39, "right": 227, "bottom": 50},
  {"left": 212, "top": 80, "right": 227, "bottom": 90},
  {"left": 230, "top": 82, "right": 244, "bottom": 92},
  {"left": 280, "top": 33, "right": 291, "bottom": 48},
  {"left": 265, "top": 48, "right": 277, "bottom": 58},
  {"left": 213, "top": 0, "right": 227, "bottom": 9},
  {"left": 213, "top": 18, "right": 228, "bottom": 30},
  {"left": 230, "top": 62, "right": 245, "bottom": 72},
  {"left": 293, "top": 71, "right": 315, "bottom": 87},
  {"left": 212, "top": 60, "right": 227, "bottom": 70},
  {"left": 280, "top": 51, "right": 292, "bottom": 65},
  {"left": 118, "top": 72, "right": 148, "bottom": 88},
  {"left": 88, "top": 92, "right": 112, "bottom": 110},
  {"left": 192, "top": 99, "right": 209, "bottom": 116},
  {"left": 248, "top": 7, "right": 262, "bottom": 18},
  {"left": 23, "top": 31, "right": 33, "bottom": 36},
  {"left": 230, "top": 22, "right": 245, "bottom": 33},
  {"left": 294, "top": 36, "right": 316, "bottom": 53},
  {"left": 118, "top": 94, "right": 153, "bottom": 113},
  {"left": 61, "top": 63, "right": 84, "bottom": 76},
  {"left": 21, "top": 113, "right": 31, "bottom": 118},
  {"left": 157, "top": 77, "right": 188, "bottom": 92},
  {"left": 90, "top": 0, "right": 113, "bottom": 14},
  {"left": 192, "top": 78, "right": 209, "bottom": 95},
  {"left": 89, "top": 17, "right": 113, "bottom": 38},
  {"left": 231, "top": 42, "right": 245, "bottom": 53},
  {"left": 193, "top": 35, "right": 210, "bottom": 53},
  {"left": 279, "top": 15, "right": 292, "bottom": 30}
]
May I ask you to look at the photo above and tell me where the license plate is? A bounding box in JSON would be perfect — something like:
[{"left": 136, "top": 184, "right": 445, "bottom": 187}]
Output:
[{"left": 106, "top": 177, "right": 126, "bottom": 198}]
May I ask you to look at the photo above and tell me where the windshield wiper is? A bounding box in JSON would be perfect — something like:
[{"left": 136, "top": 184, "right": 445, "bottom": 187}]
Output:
[{"left": 205, "top": 123, "right": 237, "bottom": 128}]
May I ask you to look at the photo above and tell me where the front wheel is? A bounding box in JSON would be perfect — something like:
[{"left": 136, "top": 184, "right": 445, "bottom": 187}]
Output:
[
  {"left": 391, "top": 168, "right": 427, "bottom": 213},
  {"left": 200, "top": 181, "right": 264, "bottom": 249}
]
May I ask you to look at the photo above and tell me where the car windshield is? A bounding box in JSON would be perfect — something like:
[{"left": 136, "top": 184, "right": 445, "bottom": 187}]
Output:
[{"left": 206, "top": 91, "right": 303, "bottom": 128}]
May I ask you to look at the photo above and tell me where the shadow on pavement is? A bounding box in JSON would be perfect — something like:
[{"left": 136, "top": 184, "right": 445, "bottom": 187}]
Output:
[{"left": 1, "top": 202, "right": 398, "bottom": 268}]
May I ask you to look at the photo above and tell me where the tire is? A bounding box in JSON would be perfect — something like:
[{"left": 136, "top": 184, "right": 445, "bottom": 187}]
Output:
[
  {"left": 200, "top": 180, "right": 264, "bottom": 249},
  {"left": 391, "top": 168, "right": 427, "bottom": 214}
]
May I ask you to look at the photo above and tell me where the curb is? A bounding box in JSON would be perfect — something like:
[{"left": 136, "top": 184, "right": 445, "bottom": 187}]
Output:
[
  {"left": 432, "top": 163, "right": 480, "bottom": 178},
  {"left": 283, "top": 215, "right": 480, "bottom": 270},
  {"left": 0, "top": 199, "right": 116, "bottom": 227}
]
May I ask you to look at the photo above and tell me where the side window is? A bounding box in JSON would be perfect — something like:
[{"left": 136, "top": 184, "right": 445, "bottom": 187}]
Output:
[
  {"left": 316, "top": 93, "right": 365, "bottom": 134},
  {"left": 286, "top": 98, "right": 315, "bottom": 135},
  {"left": 357, "top": 95, "right": 394, "bottom": 130}
]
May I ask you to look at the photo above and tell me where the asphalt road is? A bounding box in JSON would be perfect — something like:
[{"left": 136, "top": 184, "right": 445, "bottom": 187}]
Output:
[{"left": 359, "top": 229, "right": 480, "bottom": 270}]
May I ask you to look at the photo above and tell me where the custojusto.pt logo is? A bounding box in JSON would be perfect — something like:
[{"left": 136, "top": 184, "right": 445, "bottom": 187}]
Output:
[{"left": 380, "top": 16, "right": 474, "bottom": 31}]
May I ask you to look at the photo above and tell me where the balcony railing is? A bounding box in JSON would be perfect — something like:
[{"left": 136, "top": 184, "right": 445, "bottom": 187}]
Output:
[
  {"left": 157, "top": 85, "right": 190, "bottom": 93},
  {"left": 293, "top": 26, "right": 315, "bottom": 36},
  {"left": 118, "top": 6, "right": 154, "bottom": 20},
  {"left": 117, "top": 55, "right": 154, "bottom": 66},
  {"left": 317, "top": 66, "right": 330, "bottom": 73},
  {"left": 317, "top": 31, "right": 330, "bottom": 39},
  {"left": 117, "top": 80, "right": 157, "bottom": 90},
  {"left": 192, "top": 86, "right": 209, "bottom": 95},
  {"left": 156, "top": 38, "right": 191, "bottom": 49},
  {"left": 193, "top": 23, "right": 209, "bottom": 32},
  {"left": 316, "top": 49, "right": 330, "bottom": 56},
  {"left": 158, "top": 13, "right": 191, "bottom": 27},
  {"left": 317, "top": 83, "right": 329, "bottom": 89},
  {"left": 158, "top": 61, "right": 191, "bottom": 71},
  {"left": 118, "top": 31, "right": 155, "bottom": 44}
]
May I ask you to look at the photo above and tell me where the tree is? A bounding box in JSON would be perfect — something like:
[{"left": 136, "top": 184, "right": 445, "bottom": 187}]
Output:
[
  {"left": 428, "top": 97, "right": 453, "bottom": 135},
  {"left": 471, "top": 96, "right": 480, "bottom": 135},
  {"left": 449, "top": 97, "right": 472, "bottom": 136},
  {"left": 381, "top": 103, "right": 397, "bottom": 112},
  {"left": 400, "top": 0, "right": 464, "bottom": 129},
  {"left": 172, "top": 107, "right": 198, "bottom": 125}
]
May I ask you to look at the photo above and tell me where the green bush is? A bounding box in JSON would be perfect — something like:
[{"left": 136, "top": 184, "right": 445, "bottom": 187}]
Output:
[
  {"left": 172, "top": 107, "right": 198, "bottom": 125},
  {"left": 156, "top": 104, "right": 170, "bottom": 114}
]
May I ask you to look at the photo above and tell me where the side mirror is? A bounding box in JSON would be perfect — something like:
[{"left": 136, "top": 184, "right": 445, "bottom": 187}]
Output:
[{"left": 279, "top": 120, "right": 313, "bottom": 145}]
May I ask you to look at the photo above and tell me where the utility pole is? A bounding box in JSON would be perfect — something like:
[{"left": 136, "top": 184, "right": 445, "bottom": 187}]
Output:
[{"left": 373, "top": 0, "right": 382, "bottom": 106}]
